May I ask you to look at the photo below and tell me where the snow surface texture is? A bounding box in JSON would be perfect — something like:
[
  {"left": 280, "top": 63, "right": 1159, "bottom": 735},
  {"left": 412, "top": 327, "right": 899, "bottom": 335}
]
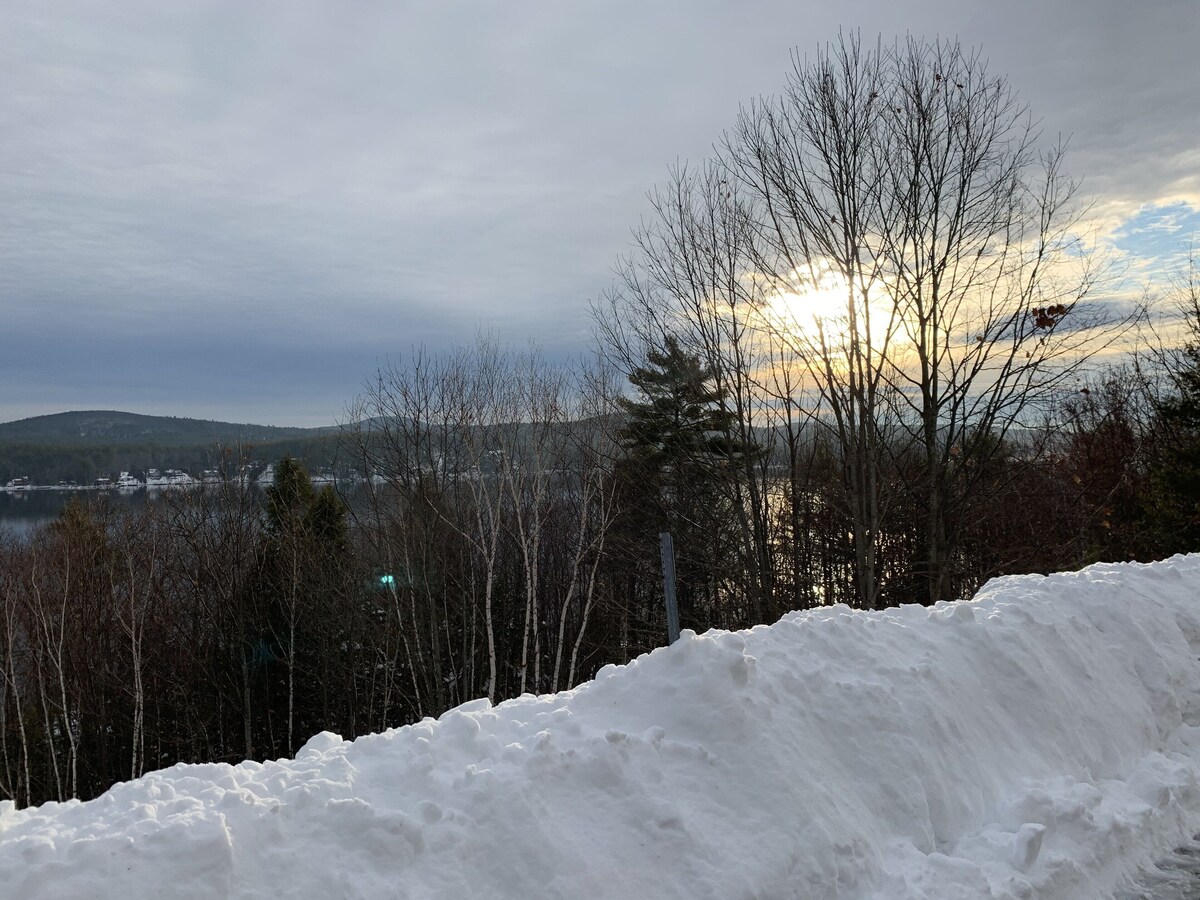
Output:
[{"left": 5, "top": 557, "right": 1200, "bottom": 899}]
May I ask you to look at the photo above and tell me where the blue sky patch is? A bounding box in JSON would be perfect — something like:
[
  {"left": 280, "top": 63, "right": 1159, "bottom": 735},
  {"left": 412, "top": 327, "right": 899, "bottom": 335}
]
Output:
[{"left": 1110, "top": 202, "right": 1200, "bottom": 267}]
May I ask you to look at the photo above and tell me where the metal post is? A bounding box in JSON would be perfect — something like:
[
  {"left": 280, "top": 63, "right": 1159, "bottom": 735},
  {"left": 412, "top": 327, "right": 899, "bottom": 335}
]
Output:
[{"left": 659, "top": 531, "right": 681, "bottom": 645}]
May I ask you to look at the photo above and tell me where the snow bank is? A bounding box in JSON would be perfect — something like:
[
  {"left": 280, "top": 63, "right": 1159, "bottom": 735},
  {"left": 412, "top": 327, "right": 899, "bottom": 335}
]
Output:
[{"left": 5, "top": 557, "right": 1200, "bottom": 899}]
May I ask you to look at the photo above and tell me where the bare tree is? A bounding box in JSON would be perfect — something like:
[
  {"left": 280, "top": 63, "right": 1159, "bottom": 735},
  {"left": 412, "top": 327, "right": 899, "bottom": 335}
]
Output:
[
  {"left": 346, "top": 337, "right": 628, "bottom": 708},
  {"left": 872, "top": 37, "right": 1118, "bottom": 602},
  {"left": 546, "top": 363, "right": 624, "bottom": 691},
  {"left": 597, "top": 163, "right": 784, "bottom": 620},
  {"left": 727, "top": 32, "right": 903, "bottom": 609},
  {"left": 605, "top": 32, "right": 1124, "bottom": 608},
  {"left": 111, "top": 508, "right": 162, "bottom": 781},
  {"left": 0, "top": 538, "right": 33, "bottom": 807}
]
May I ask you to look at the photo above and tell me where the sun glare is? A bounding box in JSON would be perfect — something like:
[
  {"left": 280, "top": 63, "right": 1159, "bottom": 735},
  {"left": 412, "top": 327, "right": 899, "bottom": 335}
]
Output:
[{"left": 762, "top": 272, "right": 894, "bottom": 347}]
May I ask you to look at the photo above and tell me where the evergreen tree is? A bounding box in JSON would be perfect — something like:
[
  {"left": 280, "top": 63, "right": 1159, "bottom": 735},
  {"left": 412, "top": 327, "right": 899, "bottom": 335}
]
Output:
[
  {"left": 617, "top": 337, "right": 741, "bottom": 485},
  {"left": 260, "top": 456, "right": 351, "bottom": 752},
  {"left": 615, "top": 337, "right": 758, "bottom": 632}
]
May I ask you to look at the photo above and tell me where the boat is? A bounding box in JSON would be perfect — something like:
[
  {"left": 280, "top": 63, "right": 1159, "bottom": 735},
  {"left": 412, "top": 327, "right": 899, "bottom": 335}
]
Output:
[
  {"left": 116, "top": 472, "right": 142, "bottom": 489},
  {"left": 3, "top": 477, "right": 31, "bottom": 491},
  {"left": 145, "top": 468, "right": 195, "bottom": 489},
  {"left": 162, "top": 469, "right": 195, "bottom": 488}
]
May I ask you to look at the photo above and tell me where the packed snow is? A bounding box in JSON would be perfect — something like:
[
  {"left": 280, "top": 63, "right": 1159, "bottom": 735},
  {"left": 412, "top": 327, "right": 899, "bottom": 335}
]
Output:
[{"left": 5, "top": 557, "right": 1200, "bottom": 898}]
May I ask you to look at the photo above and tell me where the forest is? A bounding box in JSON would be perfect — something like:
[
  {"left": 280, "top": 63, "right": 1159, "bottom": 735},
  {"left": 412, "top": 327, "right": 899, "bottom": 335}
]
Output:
[
  {"left": 0, "top": 434, "right": 344, "bottom": 487},
  {"left": 2, "top": 35, "right": 1198, "bottom": 808}
]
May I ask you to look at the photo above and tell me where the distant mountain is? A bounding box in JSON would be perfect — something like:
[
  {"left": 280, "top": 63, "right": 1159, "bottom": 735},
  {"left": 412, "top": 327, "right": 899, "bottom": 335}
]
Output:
[
  {"left": 0, "top": 412, "right": 350, "bottom": 485},
  {"left": 0, "top": 411, "right": 340, "bottom": 446}
]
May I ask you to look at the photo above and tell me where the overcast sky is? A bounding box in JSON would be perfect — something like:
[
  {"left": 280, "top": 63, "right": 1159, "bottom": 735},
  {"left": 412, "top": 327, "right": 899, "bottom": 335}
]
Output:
[{"left": 1, "top": 0, "right": 1197, "bottom": 426}]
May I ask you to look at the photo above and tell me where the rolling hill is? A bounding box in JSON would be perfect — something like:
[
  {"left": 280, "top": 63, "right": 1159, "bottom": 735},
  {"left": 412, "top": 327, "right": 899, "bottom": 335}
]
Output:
[
  {"left": 0, "top": 410, "right": 337, "bottom": 446},
  {"left": 0, "top": 411, "right": 347, "bottom": 485}
]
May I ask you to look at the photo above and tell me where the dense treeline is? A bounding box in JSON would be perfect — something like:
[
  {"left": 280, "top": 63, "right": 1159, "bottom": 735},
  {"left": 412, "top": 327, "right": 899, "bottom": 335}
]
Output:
[
  {"left": 0, "top": 434, "right": 345, "bottom": 486},
  {"left": 2, "top": 34, "right": 1198, "bottom": 807},
  {"left": 0, "top": 471, "right": 368, "bottom": 804},
  {"left": 3, "top": 322, "right": 1198, "bottom": 807}
]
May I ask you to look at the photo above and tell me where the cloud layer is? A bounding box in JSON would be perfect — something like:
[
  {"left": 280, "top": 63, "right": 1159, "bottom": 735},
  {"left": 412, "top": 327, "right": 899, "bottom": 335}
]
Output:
[{"left": 1, "top": 0, "right": 1196, "bottom": 424}]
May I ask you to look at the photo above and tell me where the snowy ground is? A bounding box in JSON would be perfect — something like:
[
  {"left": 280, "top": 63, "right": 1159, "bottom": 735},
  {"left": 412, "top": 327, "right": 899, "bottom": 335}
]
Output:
[
  {"left": 1123, "top": 835, "right": 1200, "bottom": 899},
  {"left": 5, "top": 556, "right": 1200, "bottom": 899}
]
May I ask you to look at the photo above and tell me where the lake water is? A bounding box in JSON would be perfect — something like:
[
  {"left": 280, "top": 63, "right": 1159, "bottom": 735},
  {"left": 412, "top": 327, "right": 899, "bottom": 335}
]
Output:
[
  {"left": 0, "top": 482, "right": 372, "bottom": 540},
  {"left": 0, "top": 488, "right": 156, "bottom": 538}
]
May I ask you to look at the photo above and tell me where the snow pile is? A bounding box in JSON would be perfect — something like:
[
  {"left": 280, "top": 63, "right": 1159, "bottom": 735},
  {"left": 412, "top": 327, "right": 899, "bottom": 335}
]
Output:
[{"left": 5, "top": 557, "right": 1200, "bottom": 898}]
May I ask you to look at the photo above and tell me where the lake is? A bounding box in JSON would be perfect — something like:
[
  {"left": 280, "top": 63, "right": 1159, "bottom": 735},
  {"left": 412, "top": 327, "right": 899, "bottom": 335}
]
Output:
[
  {"left": 0, "top": 488, "right": 166, "bottom": 538},
  {"left": 0, "top": 482, "right": 377, "bottom": 540}
]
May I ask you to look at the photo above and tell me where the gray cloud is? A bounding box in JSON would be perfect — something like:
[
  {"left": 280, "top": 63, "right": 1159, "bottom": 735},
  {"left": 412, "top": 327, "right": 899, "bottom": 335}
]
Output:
[{"left": 1, "top": 0, "right": 1197, "bottom": 424}]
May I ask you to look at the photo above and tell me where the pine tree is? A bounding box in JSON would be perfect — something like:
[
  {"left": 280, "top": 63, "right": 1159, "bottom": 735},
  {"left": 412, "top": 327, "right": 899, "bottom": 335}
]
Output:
[
  {"left": 260, "top": 456, "right": 351, "bottom": 752},
  {"left": 617, "top": 337, "right": 749, "bottom": 496},
  {"left": 615, "top": 337, "right": 759, "bottom": 631}
]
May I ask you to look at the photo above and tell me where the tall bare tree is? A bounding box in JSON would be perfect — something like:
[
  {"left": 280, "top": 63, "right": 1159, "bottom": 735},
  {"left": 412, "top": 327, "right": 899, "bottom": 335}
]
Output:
[
  {"left": 728, "top": 32, "right": 903, "bottom": 608},
  {"left": 874, "top": 37, "right": 1115, "bottom": 602},
  {"left": 604, "top": 32, "right": 1122, "bottom": 608}
]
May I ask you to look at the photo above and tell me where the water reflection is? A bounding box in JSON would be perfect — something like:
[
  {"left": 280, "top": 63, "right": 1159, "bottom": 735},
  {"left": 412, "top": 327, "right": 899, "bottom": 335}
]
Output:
[
  {"left": 0, "top": 484, "right": 370, "bottom": 540},
  {"left": 0, "top": 488, "right": 153, "bottom": 537}
]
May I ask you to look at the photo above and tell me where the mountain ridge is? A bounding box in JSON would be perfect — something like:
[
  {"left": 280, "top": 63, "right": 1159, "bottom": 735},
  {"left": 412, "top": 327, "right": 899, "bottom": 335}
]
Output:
[
  {"left": 0, "top": 410, "right": 340, "bottom": 445},
  {"left": 0, "top": 411, "right": 346, "bottom": 484}
]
